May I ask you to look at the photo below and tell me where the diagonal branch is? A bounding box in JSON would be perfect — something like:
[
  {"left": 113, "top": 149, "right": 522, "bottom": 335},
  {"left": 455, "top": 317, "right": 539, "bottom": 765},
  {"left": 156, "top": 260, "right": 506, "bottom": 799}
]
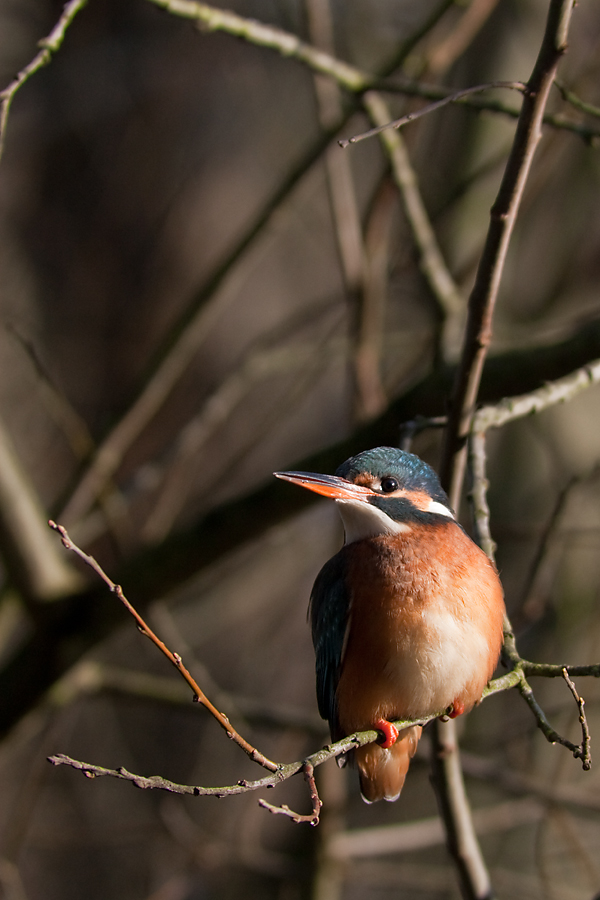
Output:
[
  {"left": 339, "top": 81, "right": 526, "bottom": 147},
  {"left": 48, "top": 520, "right": 279, "bottom": 772},
  {"left": 0, "top": 0, "right": 88, "bottom": 164}
]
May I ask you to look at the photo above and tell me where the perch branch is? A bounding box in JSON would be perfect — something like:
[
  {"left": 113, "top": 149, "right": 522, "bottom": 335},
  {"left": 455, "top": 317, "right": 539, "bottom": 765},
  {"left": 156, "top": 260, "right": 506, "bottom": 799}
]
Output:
[{"left": 47, "top": 657, "right": 599, "bottom": 812}]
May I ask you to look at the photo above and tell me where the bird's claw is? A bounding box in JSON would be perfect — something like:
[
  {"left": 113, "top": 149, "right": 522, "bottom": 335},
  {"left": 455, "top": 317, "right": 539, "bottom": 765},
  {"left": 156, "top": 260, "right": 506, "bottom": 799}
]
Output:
[
  {"left": 374, "top": 718, "right": 399, "bottom": 748},
  {"left": 445, "top": 699, "right": 465, "bottom": 719}
]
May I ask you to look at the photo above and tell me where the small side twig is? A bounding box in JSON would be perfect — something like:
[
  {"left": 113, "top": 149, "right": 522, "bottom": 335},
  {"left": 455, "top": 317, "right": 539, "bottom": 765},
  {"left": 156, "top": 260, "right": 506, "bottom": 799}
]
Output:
[
  {"left": 339, "top": 81, "right": 526, "bottom": 147},
  {"left": 259, "top": 761, "right": 323, "bottom": 826},
  {"left": 0, "top": 0, "right": 88, "bottom": 164},
  {"left": 561, "top": 668, "right": 592, "bottom": 771},
  {"left": 517, "top": 674, "right": 591, "bottom": 769},
  {"left": 48, "top": 520, "right": 279, "bottom": 772}
]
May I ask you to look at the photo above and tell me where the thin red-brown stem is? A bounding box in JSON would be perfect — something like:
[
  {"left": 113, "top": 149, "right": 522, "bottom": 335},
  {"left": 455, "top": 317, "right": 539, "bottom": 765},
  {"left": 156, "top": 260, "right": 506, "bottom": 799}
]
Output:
[
  {"left": 48, "top": 520, "right": 279, "bottom": 772},
  {"left": 258, "top": 761, "right": 323, "bottom": 825}
]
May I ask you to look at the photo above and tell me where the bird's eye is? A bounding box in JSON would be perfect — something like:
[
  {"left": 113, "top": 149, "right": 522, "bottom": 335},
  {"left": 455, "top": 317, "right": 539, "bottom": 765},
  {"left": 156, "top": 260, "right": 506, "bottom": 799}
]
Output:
[{"left": 380, "top": 476, "right": 399, "bottom": 493}]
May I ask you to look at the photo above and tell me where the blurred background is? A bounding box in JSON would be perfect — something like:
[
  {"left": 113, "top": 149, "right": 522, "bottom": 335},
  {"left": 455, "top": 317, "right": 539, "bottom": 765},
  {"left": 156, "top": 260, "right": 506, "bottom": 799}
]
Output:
[{"left": 1, "top": 0, "right": 600, "bottom": 897}]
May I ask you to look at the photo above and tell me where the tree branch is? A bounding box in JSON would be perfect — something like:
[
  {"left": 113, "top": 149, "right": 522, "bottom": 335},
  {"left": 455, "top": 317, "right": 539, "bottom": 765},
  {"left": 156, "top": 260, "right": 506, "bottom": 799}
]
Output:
[
  {"left": 441, "top": 0, "right": 576, "bottom": 503},
  {"left": 0, "top": 0, "right": 87, "bottom": 164},
  {"left": 339, "top": 81, "right": 526, "bottom": 147},
  {"left": 48, "top": 520, "right": 279, "bottom": 772}
]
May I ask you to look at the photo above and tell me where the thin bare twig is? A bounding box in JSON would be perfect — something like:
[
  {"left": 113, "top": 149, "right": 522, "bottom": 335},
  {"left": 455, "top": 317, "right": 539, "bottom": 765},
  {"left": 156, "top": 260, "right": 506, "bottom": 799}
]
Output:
[
  {"left": 339, "top": 81, "right": 526, "bottom": 148},
  {"left": 516, "top": 674, "right": 590, "bottom": 769},
  {"left": 0, "top": 0, "right": 88, "bottom": 164},
  {"left": 561, "top": 668, "right": 592, "bottom": 771},
  {"left": 259, "top": 761, "right": 323, "bottom": 826},
  {"left": 399, "top": 415, "right": 447, "bottom": 452},
  {"left": 48, "top": 520, "right": 279, "bottom": 772},
  {"left": 362, "top": 91, "right": 463, "bottom": 324}
]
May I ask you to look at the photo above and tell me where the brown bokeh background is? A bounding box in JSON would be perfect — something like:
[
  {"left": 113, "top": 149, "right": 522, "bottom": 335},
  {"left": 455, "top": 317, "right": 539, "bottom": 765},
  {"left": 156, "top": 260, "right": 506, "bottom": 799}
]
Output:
[{"left": 1, "top": 1, "right": 600, "bottom": 898}]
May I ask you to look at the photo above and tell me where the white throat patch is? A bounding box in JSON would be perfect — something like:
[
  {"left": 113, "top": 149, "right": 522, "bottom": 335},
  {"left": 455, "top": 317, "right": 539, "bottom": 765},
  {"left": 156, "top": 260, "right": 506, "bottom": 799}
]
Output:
[
  {"left": 425, "top": 499, "right": 454, "bottom": 519},
  {"left": 336, "top": 499, "right": 411, "bottom": 544}
]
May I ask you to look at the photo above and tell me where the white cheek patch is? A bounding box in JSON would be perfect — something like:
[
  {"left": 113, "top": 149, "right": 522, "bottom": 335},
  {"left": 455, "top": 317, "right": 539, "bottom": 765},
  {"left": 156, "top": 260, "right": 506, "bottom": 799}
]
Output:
[
  {"left": 425, "top": 499, "right": 455, "bottom": 519},
  {"left": 336, "top": 499, "right": 411, "bottom": 544}
]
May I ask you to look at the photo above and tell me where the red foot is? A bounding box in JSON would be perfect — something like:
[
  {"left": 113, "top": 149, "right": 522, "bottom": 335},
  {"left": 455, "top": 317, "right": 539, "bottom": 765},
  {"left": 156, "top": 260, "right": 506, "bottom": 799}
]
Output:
[
  {"left": 374, "top": 718, "right": 399, "bottom": 749},
  {"left": 446, "top": 699, "right": 465, "bottom": 719}
]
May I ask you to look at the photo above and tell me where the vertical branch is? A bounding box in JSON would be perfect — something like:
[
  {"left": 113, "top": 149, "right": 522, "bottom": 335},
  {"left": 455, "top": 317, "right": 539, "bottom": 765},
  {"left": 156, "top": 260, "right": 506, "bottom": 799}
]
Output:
[
  {"left": 433, "top": 3, "right": 577, "bottom": 899},
  {"left": 440, "top": 0, "right": 575, "bottom": 502}
]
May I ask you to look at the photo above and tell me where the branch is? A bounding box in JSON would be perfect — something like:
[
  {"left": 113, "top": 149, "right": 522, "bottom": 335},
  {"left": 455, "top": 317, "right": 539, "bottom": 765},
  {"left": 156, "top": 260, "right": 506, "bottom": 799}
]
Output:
[
  {"left": 554, "top": 79, "right": 600, "bottom": 119},
  {"left": 361, "top": 92, "right": 463, "bottom": 323},
  {"left": 472, "top": 357, "right": 600, "bottom": 433},
  {"left": 441, "top": 0, "right": 576, "bottom": 504},
  {"left": 258, "top": 762, "right": 323, "bottom": 826},
  {"left": 0, "top": 422, "right": 84, "bottom": 603},
  {"left": 339, "top": 81, "right": 526, "bottom": 147},
  {"left": 146, "top": 0, "right": 370, "bottom": 91},
  {"left": 48, "top": 520, "right": 279, "bottom": 772},
  {"left": 0, "top": 0, "right": 87, "bottom": 164},
  {"left": 433, "top": 3, "right": 577, "bottom": 897},
  {"left": 47, "top": 712, "right": 437, "bottom": 813},
  {"left": 516, "top": 672, "right": 591, "bottom": 771}
]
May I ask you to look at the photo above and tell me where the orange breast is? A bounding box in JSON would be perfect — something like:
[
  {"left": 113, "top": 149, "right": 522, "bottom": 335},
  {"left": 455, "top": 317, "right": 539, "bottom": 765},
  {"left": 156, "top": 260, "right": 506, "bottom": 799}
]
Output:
[{"left": 335, "top": 521, "right": 505, "bottom": 735}]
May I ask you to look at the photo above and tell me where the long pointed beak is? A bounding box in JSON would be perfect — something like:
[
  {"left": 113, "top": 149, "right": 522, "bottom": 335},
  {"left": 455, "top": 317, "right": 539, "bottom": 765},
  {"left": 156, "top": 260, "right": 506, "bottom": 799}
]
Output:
[{"left": 274, "top": 470, "right": 373, "bottom": 501}]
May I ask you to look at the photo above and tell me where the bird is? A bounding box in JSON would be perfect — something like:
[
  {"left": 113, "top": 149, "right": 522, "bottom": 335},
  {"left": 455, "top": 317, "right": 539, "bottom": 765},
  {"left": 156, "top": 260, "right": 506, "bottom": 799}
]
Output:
[{"left": 275, "top": 446, "right": 505, "bottom": 803}]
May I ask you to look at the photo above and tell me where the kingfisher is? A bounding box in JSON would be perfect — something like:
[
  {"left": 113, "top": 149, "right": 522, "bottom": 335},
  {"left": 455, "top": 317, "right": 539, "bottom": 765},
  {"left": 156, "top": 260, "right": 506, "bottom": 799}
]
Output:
[{"left": 275, "top": 446, "right": 505, "bottom": 803}]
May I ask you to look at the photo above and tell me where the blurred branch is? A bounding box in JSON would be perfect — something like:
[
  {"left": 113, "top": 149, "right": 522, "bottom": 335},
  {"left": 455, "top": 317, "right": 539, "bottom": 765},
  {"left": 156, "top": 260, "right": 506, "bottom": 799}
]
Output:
[
  {"left": 141, "top": 337, "right": 341, "bottom": 544},
  {"left": 62, "top": 1, "right": 454, "bottom": 527},
  {"left": 554, "top": 79, "right": 600, "bottom": 118},
  {"left": 354, "top": 179, "right": 396, "bottom": 420},
  {"left": 0, "top": 0, "right": 87, "bottom": 164},
  {"left": 362, "top": 91, "right": 463, "bottom": 324},
  {"left": 305, "top": 0, "right": 388, "bottom": 423},
  {"left": 469, "top": 358, "right": 600, "bottom": 557},
  {"left": 306, "top": 0, "right": 366, "bottom": 296},
  {"left": 148, "top": 0, "right": 600, "bottom": 143},
  {"left": 473, "top": 357, "right": 600, "bottom": 433},
  {"left": 0, "top": 422, "right": 84, "bottom": 603},
  {"left": 427, "top": 0, "right": 501, "bottom": 75}
]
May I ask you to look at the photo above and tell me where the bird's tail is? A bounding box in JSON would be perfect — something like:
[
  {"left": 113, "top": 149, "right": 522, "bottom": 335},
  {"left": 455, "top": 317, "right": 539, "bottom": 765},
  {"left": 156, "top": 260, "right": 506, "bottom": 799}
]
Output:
[{"left": 355, "top": 725, "right": 422, "bottom": 803}]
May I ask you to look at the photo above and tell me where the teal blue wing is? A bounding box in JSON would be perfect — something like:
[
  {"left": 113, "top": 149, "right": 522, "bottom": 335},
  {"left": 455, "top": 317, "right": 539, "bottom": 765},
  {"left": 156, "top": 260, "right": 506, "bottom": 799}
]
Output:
[{"left": 309, "top": 549, "right": 351, "bottom": 740}]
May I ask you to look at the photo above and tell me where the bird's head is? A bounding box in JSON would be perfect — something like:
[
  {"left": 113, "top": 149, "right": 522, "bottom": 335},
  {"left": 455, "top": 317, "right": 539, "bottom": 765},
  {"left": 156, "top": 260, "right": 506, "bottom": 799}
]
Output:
[{"left": 275, "top": 446, "right": 454, "bottom": 544}]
